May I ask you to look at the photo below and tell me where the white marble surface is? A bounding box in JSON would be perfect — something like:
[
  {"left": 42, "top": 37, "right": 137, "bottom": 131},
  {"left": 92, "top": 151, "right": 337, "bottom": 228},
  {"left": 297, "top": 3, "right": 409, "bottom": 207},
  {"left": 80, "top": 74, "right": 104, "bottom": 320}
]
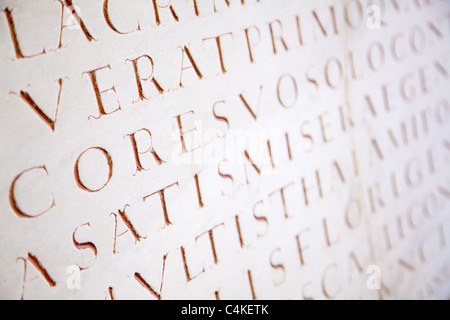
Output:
[{"left": 0, "top": 0, "right": 449, "bottom": 299}]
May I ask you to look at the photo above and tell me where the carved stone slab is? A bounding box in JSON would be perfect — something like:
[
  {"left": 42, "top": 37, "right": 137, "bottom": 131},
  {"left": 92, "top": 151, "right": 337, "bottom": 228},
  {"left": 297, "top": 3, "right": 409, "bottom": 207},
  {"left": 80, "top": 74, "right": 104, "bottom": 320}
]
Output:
[{"left": 0, "top": 0, "right": 449, "bottom": 299}]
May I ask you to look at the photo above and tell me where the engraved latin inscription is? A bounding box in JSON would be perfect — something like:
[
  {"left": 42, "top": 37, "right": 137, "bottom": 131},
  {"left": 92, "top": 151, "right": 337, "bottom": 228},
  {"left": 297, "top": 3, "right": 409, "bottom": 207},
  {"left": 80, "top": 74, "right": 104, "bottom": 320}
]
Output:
[{"left": 0, "top": 0, "right": 449, "bottom": 300}]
